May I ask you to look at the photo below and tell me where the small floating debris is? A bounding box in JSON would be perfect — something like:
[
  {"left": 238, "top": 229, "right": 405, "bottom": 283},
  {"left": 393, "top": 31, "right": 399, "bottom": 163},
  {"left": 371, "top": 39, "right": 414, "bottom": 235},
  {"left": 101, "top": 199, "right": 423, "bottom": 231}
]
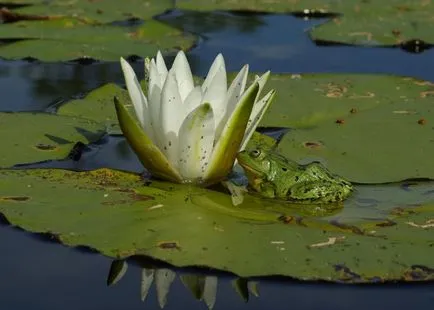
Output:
[{"left": 308, "top": 236, "right": 346, "bottom": 248}]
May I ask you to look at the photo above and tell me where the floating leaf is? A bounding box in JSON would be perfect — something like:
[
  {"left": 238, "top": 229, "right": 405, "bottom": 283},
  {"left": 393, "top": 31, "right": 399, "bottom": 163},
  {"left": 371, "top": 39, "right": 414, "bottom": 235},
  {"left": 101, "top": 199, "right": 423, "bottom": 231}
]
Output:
[
  {"left": 310, "top": 2, "right": 434, "bottom": 45},
  {"left": 0, "top": 112, "right": 105, "bottom": 168},
  {"left": 0, "top": 168, "right": 433, "bottom": 282},
  {"left": 11, "top": 0, "right": 173, "bottom": 23},
  {"left": 0, "top": 18, "right": 196, "bottom": 61}
]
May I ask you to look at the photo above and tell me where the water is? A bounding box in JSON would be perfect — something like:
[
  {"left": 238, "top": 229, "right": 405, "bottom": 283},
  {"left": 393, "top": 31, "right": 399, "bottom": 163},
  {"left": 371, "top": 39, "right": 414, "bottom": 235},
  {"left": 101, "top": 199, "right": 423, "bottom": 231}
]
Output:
[{"left": 1, "top": 10, "right": 434, "bottom": 310}]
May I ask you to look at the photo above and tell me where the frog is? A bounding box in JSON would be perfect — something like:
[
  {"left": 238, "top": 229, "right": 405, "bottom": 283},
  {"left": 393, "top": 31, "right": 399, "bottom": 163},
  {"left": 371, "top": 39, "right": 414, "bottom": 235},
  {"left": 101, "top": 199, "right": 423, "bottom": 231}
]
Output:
[{"left": 236, "top": 148, "right": 353, "bottom": 203}]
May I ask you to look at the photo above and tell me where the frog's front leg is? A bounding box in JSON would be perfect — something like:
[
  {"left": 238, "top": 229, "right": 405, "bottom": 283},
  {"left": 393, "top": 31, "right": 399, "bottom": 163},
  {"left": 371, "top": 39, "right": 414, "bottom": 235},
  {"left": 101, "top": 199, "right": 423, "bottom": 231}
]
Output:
[{"left": 259, "top": 181, "right": 276, "bottom": 198}]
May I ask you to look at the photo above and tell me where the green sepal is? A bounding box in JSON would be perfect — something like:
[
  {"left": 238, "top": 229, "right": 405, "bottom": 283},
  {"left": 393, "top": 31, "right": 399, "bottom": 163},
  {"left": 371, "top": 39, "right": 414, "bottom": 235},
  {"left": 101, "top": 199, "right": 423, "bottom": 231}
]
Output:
[
  {"left": 114, "top": 96, "right": 183, "bottom": 183},
  {"left": 204, "top": 82, "right": 260, "bottom": 185}
]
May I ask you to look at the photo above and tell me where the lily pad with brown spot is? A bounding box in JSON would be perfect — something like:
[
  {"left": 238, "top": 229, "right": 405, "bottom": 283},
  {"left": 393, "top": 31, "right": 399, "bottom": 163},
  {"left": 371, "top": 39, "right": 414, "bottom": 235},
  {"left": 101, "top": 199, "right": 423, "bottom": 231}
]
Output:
[
  {"left": 0, "top": 168, "right": 433, "bottom": 282},
  {"left": 0, "top": 18, "right": 196, "bottom": 61},
  {"left": 9, "top": 0, "right": 174, "bottom": 23}
]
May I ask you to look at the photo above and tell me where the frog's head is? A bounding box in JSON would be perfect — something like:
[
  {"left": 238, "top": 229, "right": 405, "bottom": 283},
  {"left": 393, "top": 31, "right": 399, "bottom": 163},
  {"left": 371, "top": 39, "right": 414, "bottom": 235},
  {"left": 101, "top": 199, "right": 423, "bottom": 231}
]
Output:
[{"left": 237, "top": 148, "right": 272, "bottom": 181}]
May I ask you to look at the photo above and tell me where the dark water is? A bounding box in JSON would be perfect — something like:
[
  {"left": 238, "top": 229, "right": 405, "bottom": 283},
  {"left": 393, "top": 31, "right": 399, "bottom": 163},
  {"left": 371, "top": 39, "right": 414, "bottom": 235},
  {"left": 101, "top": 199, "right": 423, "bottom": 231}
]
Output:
[{"left": 1, "top": 10, "right": 434, "bottom": 310}]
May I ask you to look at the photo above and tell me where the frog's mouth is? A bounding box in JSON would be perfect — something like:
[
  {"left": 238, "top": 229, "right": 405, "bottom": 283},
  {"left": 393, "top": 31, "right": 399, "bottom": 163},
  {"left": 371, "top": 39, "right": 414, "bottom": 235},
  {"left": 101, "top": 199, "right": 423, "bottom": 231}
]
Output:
[{"left": 238, "top": 162, "right": 267, "bottom": 180}]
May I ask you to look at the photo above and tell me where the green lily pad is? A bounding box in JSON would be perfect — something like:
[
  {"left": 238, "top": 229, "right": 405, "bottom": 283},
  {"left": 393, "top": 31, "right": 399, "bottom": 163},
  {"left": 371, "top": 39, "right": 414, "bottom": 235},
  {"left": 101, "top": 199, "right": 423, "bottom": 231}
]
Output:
[
  {"left": 0, "top": 112, "right": 105, "bottom": 167},
  {"left": 0, "top": 168, "right": 433, "bottom": 282},
  {"left": 310, "top": 1, "right": 434, "bottom": 45},
  {"left": 11, "top": 0, "right": 173, "bottom": 23},
  {"left": 257, "top": 73, "right": 434, "bottom": 128},
  {"left": 276, "top": 95, "right": 434, "bottom": 183},
  {"left": 58, "top": 83, "right": 131, "bottom": 132},
  {"left": 175, "top": 0, "right": 340, "bottom": 13},
  {"left": 0, "top": 18, "right": 196, "bottom": 61}
]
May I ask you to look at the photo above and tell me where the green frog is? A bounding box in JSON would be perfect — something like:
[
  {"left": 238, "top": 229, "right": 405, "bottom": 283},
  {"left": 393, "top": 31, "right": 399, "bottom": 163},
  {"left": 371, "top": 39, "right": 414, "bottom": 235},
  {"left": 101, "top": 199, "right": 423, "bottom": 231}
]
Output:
[{"left": 237, "top": 148, "right": 353, "bottom": 203}]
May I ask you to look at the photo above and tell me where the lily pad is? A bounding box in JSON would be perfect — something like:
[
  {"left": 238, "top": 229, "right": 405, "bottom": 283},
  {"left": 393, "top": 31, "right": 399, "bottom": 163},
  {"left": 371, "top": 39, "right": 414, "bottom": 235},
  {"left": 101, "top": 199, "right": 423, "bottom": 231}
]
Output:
[
  {"left": 0, "top": 112, "right": 105, "bottom": 167},
  {"left": 10, "top": 0, "right": 173, "bottom": 23},
  {"left": 0, "top": 168, "right": 433, "bottom": 282},
  {"left": 0, "top": 18, "right": 196, "bottom": 61},
  {"left": 175, "top": 0, "right": 340, "bottom": 13},
  {"left": 310, "top": 1, "right": 434, "bottom": 45},
  {"left": 257, "top": 73, "right": 434, "bottom": 128},
  {"left": 58, "top": 83, "right": 131, "bottom": 132},
  {"left": 276, "top": 94, "right": 434, "bottom": 183}
]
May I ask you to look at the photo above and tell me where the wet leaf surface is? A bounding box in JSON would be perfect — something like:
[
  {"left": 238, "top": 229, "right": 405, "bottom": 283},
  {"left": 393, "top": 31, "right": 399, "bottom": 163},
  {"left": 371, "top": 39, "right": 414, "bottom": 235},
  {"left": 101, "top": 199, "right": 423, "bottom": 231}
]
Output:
[
  {"left": 0, "top": 168, "right": 433, "bottom": 282},
  {"left": 0, "top": 112, "right": 105, "bottom": 167},
  {"left": 9, "top": 0, "right": 173, "bottom": 23},
  {"left": 271, "top": 74, "right": 434, "bottom": 183},
  {"left": 0, "top": 17, "right": 196, "bottom": 61}
]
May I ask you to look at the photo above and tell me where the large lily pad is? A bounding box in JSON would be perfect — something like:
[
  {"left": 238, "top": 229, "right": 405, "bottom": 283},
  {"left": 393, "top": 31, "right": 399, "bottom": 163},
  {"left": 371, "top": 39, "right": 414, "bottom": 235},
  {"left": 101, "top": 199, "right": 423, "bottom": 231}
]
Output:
[
  {"left": 0, "top": 18, "right": 196, "bottom": 61},
  {"left": 0, "top": 112, "right": 105, "bottom": 167},
  {"left": 0, "top": 168, "right": 433, "bottom": 282},
  {"left": 10, "top": 0, "right": 173, "bottom": 23},
  {"left": 310, "top": 1, "right": 434, "bottom": 45},
  {"left": 257, "top": 73, "right": 434, "bottom": 128},
  {"left": 270, "top": 75, "right": 434, "bottom": 183}
]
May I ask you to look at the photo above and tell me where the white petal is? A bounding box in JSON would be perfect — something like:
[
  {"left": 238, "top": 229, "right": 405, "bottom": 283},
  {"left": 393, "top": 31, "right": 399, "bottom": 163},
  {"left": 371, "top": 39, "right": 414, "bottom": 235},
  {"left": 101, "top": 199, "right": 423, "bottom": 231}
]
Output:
[
  {"left": 240, "top": 89, "right": 276, "bottom": 151},
  {"left": 201, "top": 57, "right": 227, "bottom": 132},
  {"left": 215, "top": 64, "right": 249, "bottom": 138},
  {"left": 183, "top": 86, "right": 203, "bottom": 117},
  {"left": 147, "top": 60, "right": 162, "bottom": 145},
  {"left": 156, "top": 51, "right": 168, "bottom": 85},
  {"left": 172, "top": 50, "right": 194, "bottom": 102},
  {"left": 120, "top": 57, "right": 154, "bottom": 140},
  {"left": 160, "top": 69, "right": 183, "bottom": 166},
  {"left": 202, "top": 54, "right": 226, "bottom": 93},
  {"left": 254, "top": 70, "right": 271, "bottom": 102},
  {"left": 178, "top": 103, "right": 215, "bottom": 181}
]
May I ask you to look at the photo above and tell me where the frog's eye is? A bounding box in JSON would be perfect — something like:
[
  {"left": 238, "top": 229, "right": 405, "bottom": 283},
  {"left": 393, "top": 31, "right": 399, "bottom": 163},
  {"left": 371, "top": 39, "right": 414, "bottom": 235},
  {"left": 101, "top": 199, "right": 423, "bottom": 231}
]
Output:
[{"left": 250, "top": 149, "right": 261, "bottom": 158}]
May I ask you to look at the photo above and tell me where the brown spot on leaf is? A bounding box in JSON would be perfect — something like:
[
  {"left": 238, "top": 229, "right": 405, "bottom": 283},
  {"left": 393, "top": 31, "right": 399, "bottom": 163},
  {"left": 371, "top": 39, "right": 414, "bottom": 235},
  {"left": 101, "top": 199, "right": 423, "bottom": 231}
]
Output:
[
  {"left": 392, "top": 29, "right": 401, "bottom": 37},
  {"left": 417, "top": 118, "right": 426, "bottom": 125},
  {"left": 157, "top": 241, "right": 181, "bottom": 250},
  {"left": 329, "top": 220, "right": 364, "bottom": 235},
  {"left": 35, "top": 143, "right": 58, "bottom": 151},
  {"left": 1, "top": 196, "right": 30, "bottom": 202},
  {"left": 375, "top": 219, "right": 397, "bottom": 227},
  {"left": 335, "top": 119, "right": 345, "bottom": 125},
  {"left": 0, "top": 8, "right": 60, "bottom": 23},
  {"left": 278, "top": 215, "right": 294, "bottom": 224},
  {"left": 303, "top": 141, "right": 323, "bottom": 149}
]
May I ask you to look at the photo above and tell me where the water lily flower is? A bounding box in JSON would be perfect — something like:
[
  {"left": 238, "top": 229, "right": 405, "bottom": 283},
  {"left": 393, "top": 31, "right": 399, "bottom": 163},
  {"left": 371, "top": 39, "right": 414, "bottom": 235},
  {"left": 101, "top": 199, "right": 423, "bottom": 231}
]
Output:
[{"left": 115, "top": 50, "right": 275, "bottom": 185}]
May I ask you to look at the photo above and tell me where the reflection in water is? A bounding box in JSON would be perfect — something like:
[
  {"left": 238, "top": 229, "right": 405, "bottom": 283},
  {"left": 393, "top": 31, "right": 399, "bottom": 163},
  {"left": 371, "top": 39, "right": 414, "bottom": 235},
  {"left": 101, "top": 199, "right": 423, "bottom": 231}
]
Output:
[
  {"left": 106, "top": 260, "right": 260, "bottom": 309},
  {"left": 0, "top": 59, "right": 138, "bottom": 111}
]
